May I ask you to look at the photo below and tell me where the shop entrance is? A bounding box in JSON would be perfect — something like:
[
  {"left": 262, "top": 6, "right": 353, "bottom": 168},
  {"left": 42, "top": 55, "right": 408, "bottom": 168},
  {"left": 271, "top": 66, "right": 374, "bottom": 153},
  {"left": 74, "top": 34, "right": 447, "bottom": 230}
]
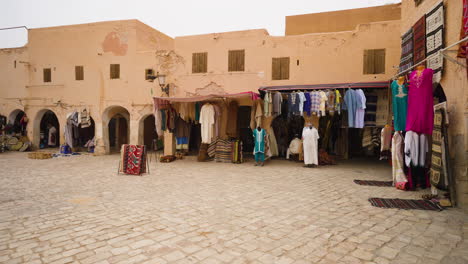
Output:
[
  {"left": 102, "top": 105, "right": 130, "bottom": 154},
  {"left": 37, "top": 110, "right": 60, "bottom": 148},
  {"left": 142, "top": 115, "right": 158, "bottom": 150},
  {"left": 8, "top": 109, "right": 27, "bottom": 136}
]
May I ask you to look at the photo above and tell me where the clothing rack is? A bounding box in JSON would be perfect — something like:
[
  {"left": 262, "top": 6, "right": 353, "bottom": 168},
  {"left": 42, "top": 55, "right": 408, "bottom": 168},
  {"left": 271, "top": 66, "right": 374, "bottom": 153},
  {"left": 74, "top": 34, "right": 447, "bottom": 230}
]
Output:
[{"left": 392, "top": 36, "right": 468, "bottom": 79}]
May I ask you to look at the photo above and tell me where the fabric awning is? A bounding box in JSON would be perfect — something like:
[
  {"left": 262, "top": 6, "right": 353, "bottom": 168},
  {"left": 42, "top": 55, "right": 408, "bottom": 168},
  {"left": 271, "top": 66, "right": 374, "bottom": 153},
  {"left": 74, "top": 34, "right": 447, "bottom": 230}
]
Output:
[
  {"left": 153, "top": 91, "right": 260, "bottom": 103},
  {"left": 259, "top": 81, "right": 390, "bottom": 91}
]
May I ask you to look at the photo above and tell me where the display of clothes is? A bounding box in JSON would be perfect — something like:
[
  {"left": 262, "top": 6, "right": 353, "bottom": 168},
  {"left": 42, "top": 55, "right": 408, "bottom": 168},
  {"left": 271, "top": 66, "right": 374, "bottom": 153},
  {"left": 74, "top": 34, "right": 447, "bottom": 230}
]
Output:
[
  {"left": 391, "top": 131, "right": 407, "bottom": 189},
  {"left": 406, "top": 68, "right": 434, "bottom": 134},
  {"left": 302, "top": 125, "right": 319, "bottom": 166},
  {"left": 391, "top": 80, "right": 408, "bottom": 131},
  {"left": 354, "top": 89, "right": 366, "bottom": 128},
  {"left": 174, "top": 115, "right": 191, "bottom": 151},
  {"left": 343, "top": 89, "right": 357, "bottom": 127},
  {"left": 380, "top": 125, "right": 392, "bottom": 160}
]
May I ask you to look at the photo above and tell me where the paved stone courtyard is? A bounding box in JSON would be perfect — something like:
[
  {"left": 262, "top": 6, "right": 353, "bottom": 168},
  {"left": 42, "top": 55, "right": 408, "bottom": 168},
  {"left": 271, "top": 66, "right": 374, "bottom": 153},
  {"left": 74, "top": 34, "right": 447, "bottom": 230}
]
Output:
[{"left": 0, "top": 152, "right": 467, "bottom": 264}]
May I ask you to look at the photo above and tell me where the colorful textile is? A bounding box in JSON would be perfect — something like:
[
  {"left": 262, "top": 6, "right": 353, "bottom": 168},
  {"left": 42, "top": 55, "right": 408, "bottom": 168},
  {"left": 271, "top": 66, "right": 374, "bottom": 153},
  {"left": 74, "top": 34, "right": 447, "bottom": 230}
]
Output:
[
  {"left": 391, "top": 80, "right": 408, "bottom": 131},
  {"left": 406, "top": 68, "right": 434, "bottom": 134},
  {"left": 458, "top": 0, "right": 468, "bottom": 59},
  {"left": 215, "top": 138, "right": 233, "bottom": 163},
  {"left": 309, "top": 91, "right": 321, "bottom": 115},
  {"left": 430, "top": 109, "right": 449, "bottom": 190},
  {"left": 335, "top": 90, "right": 342, "bottom": 114},
  {"left": 426, "top": 1, "right": 445, "bottom": 83},
  {"left": 400, "top": 29, "right": 414, "bottom": 73},
  {"left": 119, "top": 144, "right": 147, "bottom": 175},
  {"left": 354, "top": 180, "right": 393, "bottom": 187},
  {"left": 207, "top": 139, "right": 217, "bottom": 158},
  {"left": 253, "top": 128, "right": 266, "bottom": 154},
  {"left": 413, "top": 16, "right": 426, "bottom": 65},
  {"left": 368, "top": 198, "right": 443, "bottom": 211},
  {"left": 231, "top": 140, "right": 243, "bottom": 163},
  {"left": 326, "top": 91, "right": 336, "bottom": 114}
]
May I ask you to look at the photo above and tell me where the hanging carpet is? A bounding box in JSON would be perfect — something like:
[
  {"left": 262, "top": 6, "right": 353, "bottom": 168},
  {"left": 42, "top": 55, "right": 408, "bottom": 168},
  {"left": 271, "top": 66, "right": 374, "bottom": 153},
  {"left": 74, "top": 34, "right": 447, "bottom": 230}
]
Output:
[{"left": 119, "top": 144, "right": 147, "bottom": 175}]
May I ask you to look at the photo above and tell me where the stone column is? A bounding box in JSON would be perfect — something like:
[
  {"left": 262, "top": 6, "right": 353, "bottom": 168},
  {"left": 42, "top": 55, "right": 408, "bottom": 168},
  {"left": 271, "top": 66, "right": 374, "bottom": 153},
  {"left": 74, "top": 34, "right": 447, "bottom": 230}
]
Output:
[
  {"left": 164, "top": 131, "right": 175, "bottom": 156},
  {"left": 129, "top": 119, "right": 139, "bottom": 145}
]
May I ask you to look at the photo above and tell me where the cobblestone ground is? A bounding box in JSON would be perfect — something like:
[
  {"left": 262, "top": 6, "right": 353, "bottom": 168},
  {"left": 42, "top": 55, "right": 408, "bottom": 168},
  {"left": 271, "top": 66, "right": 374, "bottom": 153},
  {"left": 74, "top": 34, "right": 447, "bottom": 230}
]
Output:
[{"left": 0, "top": 152, "right": 467, "bottom": 264}]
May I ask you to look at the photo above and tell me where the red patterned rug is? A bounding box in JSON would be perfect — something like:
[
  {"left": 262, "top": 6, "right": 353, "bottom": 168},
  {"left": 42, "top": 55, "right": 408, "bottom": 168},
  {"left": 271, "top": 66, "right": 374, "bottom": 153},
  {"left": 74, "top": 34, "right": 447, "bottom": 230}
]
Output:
[{"left": 120, "top": 144, "right": 147, "bottom": 175}]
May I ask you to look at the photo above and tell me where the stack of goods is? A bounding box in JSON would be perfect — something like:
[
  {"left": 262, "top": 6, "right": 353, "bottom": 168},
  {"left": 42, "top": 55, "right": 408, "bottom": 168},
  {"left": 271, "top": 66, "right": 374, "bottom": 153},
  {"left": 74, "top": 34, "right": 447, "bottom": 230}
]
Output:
[
  {"left": 214, "top": 139, "right": 233, "bottom": 163},
  {"left": 28, "top": 152, "right": 53, "bottom": 159}
]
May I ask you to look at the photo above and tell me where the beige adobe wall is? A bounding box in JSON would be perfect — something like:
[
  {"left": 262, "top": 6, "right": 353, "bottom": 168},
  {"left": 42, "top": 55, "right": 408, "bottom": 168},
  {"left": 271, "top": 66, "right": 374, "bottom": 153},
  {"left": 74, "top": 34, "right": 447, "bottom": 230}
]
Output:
[
  {"left": 285, "top": 4, "right": 401, "bottom": 35},
  {"left": 401, "top": 0, "right": 468, "bottom": 207},
  {"left": 0, "top": 20, "right": 175, "bottom": 154},
  {"left": 172, "top": 20, "right": 401, "bottom": 97},
  {"left": 0, "top": 47, "right": 29, "bottom": 120}
]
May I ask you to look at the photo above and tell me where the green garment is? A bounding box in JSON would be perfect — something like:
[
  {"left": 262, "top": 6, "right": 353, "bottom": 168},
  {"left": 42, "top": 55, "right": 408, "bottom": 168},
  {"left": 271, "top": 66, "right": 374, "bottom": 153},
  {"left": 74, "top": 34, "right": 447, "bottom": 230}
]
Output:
[{"left": 391, "top": 80, "right": 408, "bottom": 131}]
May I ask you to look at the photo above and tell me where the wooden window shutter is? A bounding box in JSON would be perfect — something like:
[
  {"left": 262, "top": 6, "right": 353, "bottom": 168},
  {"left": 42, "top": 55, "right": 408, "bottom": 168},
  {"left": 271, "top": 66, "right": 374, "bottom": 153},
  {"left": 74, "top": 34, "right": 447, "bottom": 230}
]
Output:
[
  {"left": 363, "top": 50, "right": 374, "bottom": 74},
  {"left": 280, "top": 57, "right": 290, "bottom": 80},
  {"left": 75, "top": 66, "right": 84, "bottom": 80},
  {"left": 228, "top": 50, "right": 245, "bottom": 72},
  {"left": 43, "top": 68, "right": 51, "bottom": 83},
  {"left": 110, "top": 64, "right": 120, "bottom": 79},
  {"left": 192, "top": 52, "right": 208, "bottom": 73},
  {"left": 374, "top": 49, "right": 386, "bottom": 74},
  {"left": 272, "top": 58, "right": 281, "bottom": 80}
]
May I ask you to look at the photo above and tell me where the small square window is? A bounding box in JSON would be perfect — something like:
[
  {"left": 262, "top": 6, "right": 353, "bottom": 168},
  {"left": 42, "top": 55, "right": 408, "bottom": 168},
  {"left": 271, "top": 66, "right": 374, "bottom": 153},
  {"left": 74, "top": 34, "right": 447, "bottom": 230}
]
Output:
[
  {"left": 110, "top": 64, "right": 120, "bottom": 79},
  {"left": 145, "top": 69, "right": 154, "bottom": 80},
  {"left": 192, "top": 52, "right": 208, "bottom": 73},
  {"left": 228, "top": 50, "right": 245, "bottom": 72},
  {"left": 43, "top": 68, "right": 51, "bottom": 83}
]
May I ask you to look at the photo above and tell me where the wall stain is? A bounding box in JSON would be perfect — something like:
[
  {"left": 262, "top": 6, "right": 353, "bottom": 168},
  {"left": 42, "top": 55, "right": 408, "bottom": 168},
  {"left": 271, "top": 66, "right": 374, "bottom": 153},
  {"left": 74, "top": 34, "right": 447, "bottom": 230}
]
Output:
[{"left": 102, "top": 32, "right": 128, "bottom": 56}]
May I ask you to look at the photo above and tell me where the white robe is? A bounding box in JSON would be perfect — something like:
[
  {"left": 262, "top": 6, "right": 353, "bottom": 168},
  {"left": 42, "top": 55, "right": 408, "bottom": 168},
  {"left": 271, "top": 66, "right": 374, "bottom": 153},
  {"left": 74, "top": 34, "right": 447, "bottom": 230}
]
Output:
[
  {"left": 200, "top": 104, "right": 215, "bottom": 144},
  {"left": 302, "top": 127, "right": 319, "bottom": 165}
]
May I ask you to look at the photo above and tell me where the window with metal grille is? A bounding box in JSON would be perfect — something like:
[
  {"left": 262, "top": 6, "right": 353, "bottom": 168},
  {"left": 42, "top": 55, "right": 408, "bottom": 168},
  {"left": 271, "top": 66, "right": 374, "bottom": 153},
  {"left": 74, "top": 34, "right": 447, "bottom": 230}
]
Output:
[
  {"left": 75, "top": 66, "right": 84, "bottom": 80},
  {"left": 145, "top": 69, "right": 154, "bottom": 80},
  {"left": 363, "top": 49, "right": 386, "bottom": 74},
  {"left": 192, "top": 52, "right": 208, "bottom": 73},
  {"left": 43, "top": 68, "right": 51, "bottom": 83},
  {"left": 110, "top": 64, "right": 120, "bottom": 79},
  {"left": 228, "top": 50, "right": 245, "bottom": 72},
  {"left": 272, "top": 57, "right": 290, "bottom": 80}
]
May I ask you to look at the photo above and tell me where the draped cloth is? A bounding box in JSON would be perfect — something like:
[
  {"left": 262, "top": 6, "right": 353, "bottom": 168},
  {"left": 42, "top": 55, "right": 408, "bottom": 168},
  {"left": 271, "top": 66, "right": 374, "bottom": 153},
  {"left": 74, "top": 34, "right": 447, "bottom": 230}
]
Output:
[
  {"left": 302, "top": 127, "right": 319, "bottom": 165},
  {"left": 392, "top": 132, "right": 407, "bottom": 185}
]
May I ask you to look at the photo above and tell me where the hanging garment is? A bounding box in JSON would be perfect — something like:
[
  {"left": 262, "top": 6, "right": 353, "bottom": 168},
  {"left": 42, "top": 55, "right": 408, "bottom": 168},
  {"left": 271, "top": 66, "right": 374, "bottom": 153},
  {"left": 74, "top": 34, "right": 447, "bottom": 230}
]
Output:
[
  {"left": 392, "top": 132, "right": 407, "bottom": 186},
  {"left": 326, "top": 91, "right": 336, "bottom": 115},
  {"left": 355, "top": 89, "right": 366, "bottom": 128},
  {"left": 302, "top": 126, "right": 319, "bottom": 165},
  {"left": 343, "top": 89, "right": 357, "bottom": 128},
  {"left": 272, "top": 92, "right": 283, "bottom": 116},
  {"left": 309, "top": 91, "right": 321, "bottom": 115},
  {"left": 286, "top": 138, "right": 302, "bottom": 159},
  {"left": 64, "top": 118, "right": 74, "bottom": 148},
  {"left": 267, "top": 127, "right": 279, "bottom": 157},
  {"left": 160, "top": 110, "right": 167, "bottom": 131},
  {"left": 200, "top": 103, "right": 215, "bottom": 144},
  {"left": 380, "top": 125, "right": 392, "bottom": 160},
  {"left": 406, "top": 68, "right": 434, "bottom": 134},
  {"left": 253, "top": 128, "right": 266, "bottom": 154},
  {"left": 335, "top": 90, "right": 342, "bottom": 114},
  {"left": 174, "top": 115, "right": 191, "bottom": 139},
  {"left": 391, "top": 80, "right": 408, "bottom": 131},
  {"left": 297, "top": 92, "right": 306, "bottom": 116},
  {"left": 255, "top": 100, "right": 263, "bottom": 128},
  {"left": 419, "top": 134, "right": 428, "bottom": 167},
  {"left": 80, "top": 109, "right": 91, "bottom": 128},
  {"left": 318, "top": 91, "right": 328, "bottom": 117},
  {"left": 226, "top": 101, "right": 239, "bottom": 138},
  {"left": 264, "top": 93, "right": 272, "bottom": 117},
  {"left": 213, "top": 104, "right": 222, "bottom": 138},
  {"left": 287, "top": 92, "right": 300, "bottom": 116},
  {"left": 404, "top": 131, "right": 419, "bottom": 167},
  {"left": 195, "top": 102, "right": 201, "bottom": 123},
  {"left": 303, "top": 92, "right": 311, "bottom": 116}
]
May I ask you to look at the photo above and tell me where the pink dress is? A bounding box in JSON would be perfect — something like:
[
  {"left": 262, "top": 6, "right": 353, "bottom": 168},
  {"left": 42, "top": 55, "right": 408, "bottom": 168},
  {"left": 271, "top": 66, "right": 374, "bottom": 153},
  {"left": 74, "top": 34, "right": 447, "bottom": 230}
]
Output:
[{"left": 405, "top": 68, "right": 434, "bottom": 135}]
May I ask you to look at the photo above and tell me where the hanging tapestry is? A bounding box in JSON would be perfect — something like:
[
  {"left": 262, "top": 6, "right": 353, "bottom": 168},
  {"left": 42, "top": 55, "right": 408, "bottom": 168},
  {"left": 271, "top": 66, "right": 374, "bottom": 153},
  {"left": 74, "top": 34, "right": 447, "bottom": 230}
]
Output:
[
  {"left": 458, "top": 0, "right": 468, "bottom": 58},
  {"left": 399, "top": 29, "right": 414, "bottom": 73},
  {"left": 426, "top": 1, "right": 445, "bottom": 83},
  {"left": 119, "top": 144, "right": 147, "bottom": 175},
  {"left": 413, "top": 16, "right": 426, "bottom": 65},
  {"left": 430, "top": 109, "right": 449, "bottom": 190}
]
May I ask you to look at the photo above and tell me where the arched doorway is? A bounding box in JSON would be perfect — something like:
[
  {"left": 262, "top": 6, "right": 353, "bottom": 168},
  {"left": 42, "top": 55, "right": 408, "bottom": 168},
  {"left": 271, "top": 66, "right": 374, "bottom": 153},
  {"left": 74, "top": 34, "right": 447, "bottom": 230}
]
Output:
[
  {"left": 63, "top": 113, "right": 96, "bottom": 150},
  {"left": 102, "top": 106, "right": 130, "bottom": 153},
  {"left": 140, "top": 114, "right": 159, "bottom": 150},
  {"left": 8, "top": 109, "right": 27, "bottom": 135},
  {"left": 34, "top": 110, "right": 60, "bottom": 149}
]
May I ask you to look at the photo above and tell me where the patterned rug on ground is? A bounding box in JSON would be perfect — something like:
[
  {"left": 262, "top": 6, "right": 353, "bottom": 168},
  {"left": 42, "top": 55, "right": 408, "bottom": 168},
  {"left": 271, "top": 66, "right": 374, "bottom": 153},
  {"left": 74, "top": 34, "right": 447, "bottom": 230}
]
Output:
[
  {"left": 354, "top": 180, "right": 393, "bottom": 187},
  {"left": 368, "top": 198, "right": 443, "bottom": 211}
]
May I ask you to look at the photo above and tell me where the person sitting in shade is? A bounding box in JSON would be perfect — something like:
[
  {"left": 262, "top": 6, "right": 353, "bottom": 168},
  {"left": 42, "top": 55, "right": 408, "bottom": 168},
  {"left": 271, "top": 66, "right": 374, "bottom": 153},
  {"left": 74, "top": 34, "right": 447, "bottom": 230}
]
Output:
[
  {"left": 286, "top": 134, "right": 302, "bottom": 161},
  {"left": 253, "top": 126, "right": 266, "bottom": 166}
]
